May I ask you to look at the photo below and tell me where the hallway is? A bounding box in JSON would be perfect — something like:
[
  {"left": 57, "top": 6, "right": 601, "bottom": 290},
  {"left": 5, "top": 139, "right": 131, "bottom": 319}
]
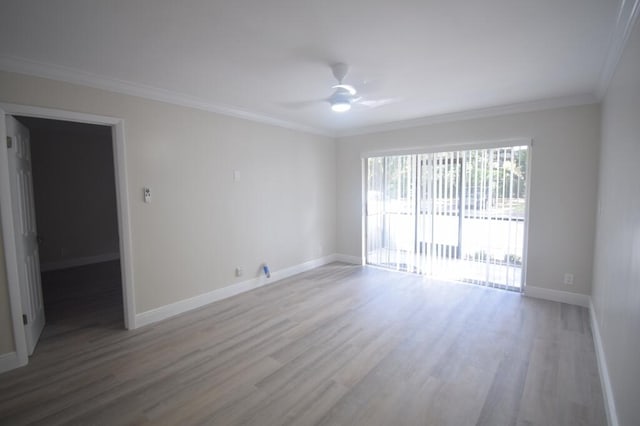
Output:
[{"left": 39, "top": 261, "right": 123, "bottom": 343}]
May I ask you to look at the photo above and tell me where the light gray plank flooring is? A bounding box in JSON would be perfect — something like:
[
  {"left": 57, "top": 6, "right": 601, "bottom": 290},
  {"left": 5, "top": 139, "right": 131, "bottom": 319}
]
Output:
[{"left": 0, "top": 263, "right": 606, "bottom": 425}]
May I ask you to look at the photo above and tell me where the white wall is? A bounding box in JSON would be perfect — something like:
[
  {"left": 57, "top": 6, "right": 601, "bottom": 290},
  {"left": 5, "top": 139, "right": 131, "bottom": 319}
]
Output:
[
  {"left": 0, "top": 71, "right": 336, "bottom": 334},
  {"left": 24, "top": 118, "right": 119, "bottom": 269},
  {"left": 337, "top": 104, "right": 600, "bottom": 296},
  {"left": 592, "top": 16, "right": 640, "bottom": 426}
]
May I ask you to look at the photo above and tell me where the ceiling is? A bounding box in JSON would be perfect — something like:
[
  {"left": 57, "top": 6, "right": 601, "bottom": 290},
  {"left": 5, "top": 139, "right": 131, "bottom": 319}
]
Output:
[{"left": 0, "top": 1, "right": 627, "bottom": 135}]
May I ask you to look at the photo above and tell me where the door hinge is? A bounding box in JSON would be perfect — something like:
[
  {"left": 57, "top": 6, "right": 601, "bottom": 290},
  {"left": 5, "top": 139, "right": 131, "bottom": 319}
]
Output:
[
  {"left": 6, "top": 136, "right": 12, "bottom": 149},
  {"left": 22, "top": 314, "right": 28, "bottom": 325}
]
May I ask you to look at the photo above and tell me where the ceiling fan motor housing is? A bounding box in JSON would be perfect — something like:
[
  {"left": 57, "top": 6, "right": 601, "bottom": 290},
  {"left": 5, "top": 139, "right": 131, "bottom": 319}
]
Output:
[
  {"left": 331, "top": 63, "right": 350, "bottom": 83},
  {"left": 330, "top": 88, "right": 353, "bottom": 104}
]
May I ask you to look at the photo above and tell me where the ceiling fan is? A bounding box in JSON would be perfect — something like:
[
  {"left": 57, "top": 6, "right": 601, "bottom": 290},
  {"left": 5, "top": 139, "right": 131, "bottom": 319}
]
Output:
[
  {"left": 281, "top": 63, "right": 395, "bottom": 113},
  {"left": 327, "top": 63, "right": 395, "bottom": 112}
]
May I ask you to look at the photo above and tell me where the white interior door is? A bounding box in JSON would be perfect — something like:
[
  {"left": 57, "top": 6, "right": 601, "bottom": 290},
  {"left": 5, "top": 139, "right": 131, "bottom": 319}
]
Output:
[{"left": 6, "top": 116, "right": 45, "bottom": 355}]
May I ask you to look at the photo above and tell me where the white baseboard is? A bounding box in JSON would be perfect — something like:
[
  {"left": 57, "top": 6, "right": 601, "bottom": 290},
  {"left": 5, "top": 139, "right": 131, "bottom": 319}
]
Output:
[
  {"left": 0, "top": 351, "right": 19, "bottom": 374},
  {"left": 135, "top": 254, "right": 341, "bottom": 328},
  {"left": 332, "top": 253, "right": 363, "bottom": 265},
  {"left": 590, "top": 299, "right": 619, "bottom": 426},
  {"left": 40, "top": 252, "right": 120, "bottom": 272},
  {"left": 524, "top": 285, "right": 590, "bottom": 307}
]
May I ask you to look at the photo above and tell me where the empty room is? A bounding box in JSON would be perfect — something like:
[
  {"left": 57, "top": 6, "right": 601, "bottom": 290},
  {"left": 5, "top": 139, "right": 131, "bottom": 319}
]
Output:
[{"left": 0, "top": 1, "right": 638, "bottom": 425}]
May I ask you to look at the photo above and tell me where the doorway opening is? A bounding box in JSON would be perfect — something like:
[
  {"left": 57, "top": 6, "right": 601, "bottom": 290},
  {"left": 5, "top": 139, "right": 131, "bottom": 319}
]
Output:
[
  {"left": 16, "top": 117, "right": 124, "bottom": 345},
  {"left": 0, "top": 106, "right": 135, "bottom": 367},
  {"left": 365, "top": 143, "right": 530, "bottom": 291}
]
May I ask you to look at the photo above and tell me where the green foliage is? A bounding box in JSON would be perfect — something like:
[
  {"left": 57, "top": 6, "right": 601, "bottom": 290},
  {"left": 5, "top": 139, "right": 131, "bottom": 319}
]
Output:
[{"left": 368, "top": 146, "right": 528, "bottom": 217}]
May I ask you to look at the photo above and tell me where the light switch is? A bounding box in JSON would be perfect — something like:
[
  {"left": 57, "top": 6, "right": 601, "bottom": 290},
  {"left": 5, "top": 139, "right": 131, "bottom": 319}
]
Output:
[
  {"left": 143, "top": 187, "right": 152, "bottom": 203},
  {"left": 233, "top": 170, "right": 241, "bottom": 182}
]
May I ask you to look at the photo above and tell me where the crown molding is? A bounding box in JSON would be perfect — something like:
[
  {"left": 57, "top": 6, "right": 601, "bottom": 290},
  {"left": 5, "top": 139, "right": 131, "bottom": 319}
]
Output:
[
  {"left": 0, "top": 45, "right": 613, "bottom": 141},
  {"left": 335, "top": 93, "right": 599, "bottom": 138},
  {"left": 596, "top": 0, "right": 640, "bottom": 99},
  {"left": 0, "top": 55, "right": 332, "bottom": 137}
]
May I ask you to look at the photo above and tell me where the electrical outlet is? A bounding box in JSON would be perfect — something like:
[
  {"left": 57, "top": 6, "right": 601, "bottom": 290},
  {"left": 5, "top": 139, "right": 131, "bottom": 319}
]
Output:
[
  {"left": 235, "top": 267, "right": 243, "bottom": 277},
  {"left": 563, "top": 273, "right": 574, "bottom": 285}
]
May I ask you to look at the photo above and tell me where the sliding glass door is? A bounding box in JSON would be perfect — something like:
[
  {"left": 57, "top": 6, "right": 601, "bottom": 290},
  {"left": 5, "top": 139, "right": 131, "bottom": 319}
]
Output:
[
  {"left": 367, "top": 155, "right": 417, "bottom": 271},
  {"left": 366, "top": 144, "right": 529, "bottom": 290}
]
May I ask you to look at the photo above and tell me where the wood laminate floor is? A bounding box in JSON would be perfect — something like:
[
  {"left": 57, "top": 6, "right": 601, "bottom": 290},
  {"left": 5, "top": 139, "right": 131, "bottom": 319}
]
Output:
[
  {"left": 40, "top": 260, "right": 124, "bottom": 339},
  {"left": 0, "top": 263, "right": 606, "bottom": 425}
]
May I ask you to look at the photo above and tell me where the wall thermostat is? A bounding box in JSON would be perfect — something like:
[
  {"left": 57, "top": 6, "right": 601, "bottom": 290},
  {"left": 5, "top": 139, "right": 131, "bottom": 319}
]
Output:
[{"left": 143, "top": 187, "right": 151, "bottom": 203}]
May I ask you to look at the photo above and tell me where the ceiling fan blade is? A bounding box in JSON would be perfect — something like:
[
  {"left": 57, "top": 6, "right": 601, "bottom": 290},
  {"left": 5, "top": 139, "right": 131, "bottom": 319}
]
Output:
[
  {"left": 279, "top": 99, "right": 327, "bottom": 109},
  {"left": 354, "top": 79, "right": 383, "bottom": 95},
  {"left": 331, "top": 84, "right": 357, "bottom": 95},
  {"left": 355, "top": 98, "right": 399, "bottom": 108}
]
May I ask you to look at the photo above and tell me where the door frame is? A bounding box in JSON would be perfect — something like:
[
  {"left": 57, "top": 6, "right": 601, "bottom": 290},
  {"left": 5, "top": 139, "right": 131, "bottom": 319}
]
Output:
[{"left": 0, "top": 103, "right": 136, "bottom": 368}]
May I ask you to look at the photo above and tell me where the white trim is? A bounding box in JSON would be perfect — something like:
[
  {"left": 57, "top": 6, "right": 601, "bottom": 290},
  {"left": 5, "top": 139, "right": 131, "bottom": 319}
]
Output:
[
  {"left": 521, "top": 141, "right": 533, "bottom": 293},
  {"left": 0, "top": 56, "right": 331, "bottom": 138},
  {"left": 336, "top": 94, "right": 598, "bottom": 138},
  {"left": 0, "top": 351, "right": 20, "bottom": 374},
  {"left": 596, "top": 0, "right": 640, "bottom": 99},
  {"left": 267, "top": 255, "right": 335, "bottom": 281},
  {"left": 0, "top": 104, "right": 137, "bottom": 373},
  {"left": 0, "top": 109, "right": 29, "bottom": 367},
  {"left": 359, "top": 137, "right": 532, "bottom": 159},
  {"left": 0, "top": 103, "right": 121, "bottom": 126},
  {"left": 136, "top": 255, "right": 341, "bottom": 328},
  {"left": 361, "top": 157, "right": 368, "bottom": 266},
  {"left": 524, "top": 285, "right": 590, "bottom": 307},
  {"left": 590, "top": 299, "right": 619, "bottom": 426},
  {"left": 39, "top": 252, "right": 120, "bottom": 272},
  {"left": 110, "top": 119, "right": 136, "bottom": 330},
  {"left": 333, "top": 253, "right": 363, "bottom": 265}
]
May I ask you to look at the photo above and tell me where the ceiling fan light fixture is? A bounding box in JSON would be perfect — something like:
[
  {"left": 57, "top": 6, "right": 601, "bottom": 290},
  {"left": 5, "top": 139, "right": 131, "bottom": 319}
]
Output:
[{"left": 331, "top": 101, "right": 351, "bottom": 112}]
